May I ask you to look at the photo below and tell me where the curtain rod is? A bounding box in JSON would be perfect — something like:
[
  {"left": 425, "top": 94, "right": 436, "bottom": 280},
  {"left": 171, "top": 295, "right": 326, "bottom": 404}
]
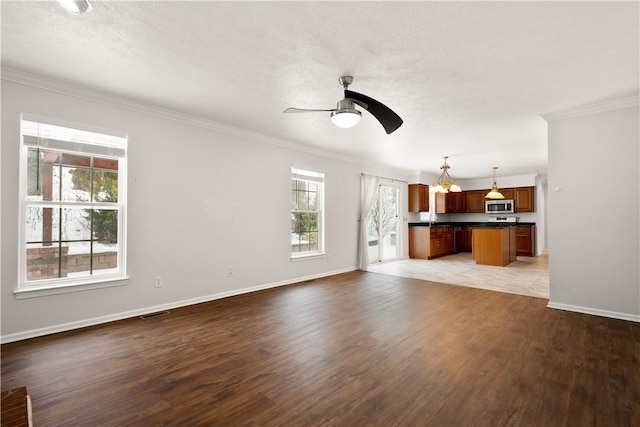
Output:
[{"left": 361, "top": 172, "right": 408, "bottom": 184}]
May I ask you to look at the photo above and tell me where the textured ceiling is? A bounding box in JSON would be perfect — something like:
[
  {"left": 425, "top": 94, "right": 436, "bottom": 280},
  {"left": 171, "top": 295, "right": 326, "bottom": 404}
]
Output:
[{"left": 2, "top": 1, "right": 638, "bottom": 178}]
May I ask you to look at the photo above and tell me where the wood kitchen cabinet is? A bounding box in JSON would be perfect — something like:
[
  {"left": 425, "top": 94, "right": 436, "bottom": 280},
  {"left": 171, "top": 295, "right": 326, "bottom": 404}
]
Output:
[
  {"left": 465, "top": 190, "right": 486, "bottom": 213},
  {"left": 462, "top": 186, "right": 534, "bottom": 213},
  {"left": 430, "top": 226, "right": 454, "bottom": 259},
  {"left": 435, "top": 192, "right": 466, "bottom": 214},
  {"left": 431, "top": 186, "right": 534, "bottom": 214},
  {"left": 499, "top": 188, "right": 514, "bottom": 200},
  {"left": 408, "top": 184, "right": 430, "bottom": 212},
  {"left": 514, "top": 187, "right": 535, "bottom": 212},
  {"left": 444, "top": 227, "right": 454, "bottom": 254},
  {"left": 458, "top": 226, "right": 473, "bottom": 252},
  {"left": 429, "top": 231, "right": 442, "bottom": 258},
  {"left": 516, "top": 225, "right": 536, "bottom": 256},
  {"left": 409, "top": 226, "right": 430, "bottom": 258},
  {"left": 409, "top": 226, "right": 453, "bottom": 259},
  {"left": 449, "top": 192, "right": 466, "bottom": 213}
]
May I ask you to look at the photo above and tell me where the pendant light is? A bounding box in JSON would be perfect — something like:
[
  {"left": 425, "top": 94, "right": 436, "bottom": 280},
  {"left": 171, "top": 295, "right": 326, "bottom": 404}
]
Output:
[
  {"left": 432, "top": 156, "right": 462, "bottom": 194},
  {"left": 485, "top": 166, "right": 505, "bottom": 199}
]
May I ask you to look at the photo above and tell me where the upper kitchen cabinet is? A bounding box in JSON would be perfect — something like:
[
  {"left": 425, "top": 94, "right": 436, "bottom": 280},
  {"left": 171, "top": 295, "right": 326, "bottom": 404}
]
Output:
[
  {"left": 408, "top": 184, "right": 429, "bottom": 212},
  {"left": 448, "top": 192, "right": 466, "bottom": 213},
  {"left": 499, "top": 188, "right": 514, "bottom": 200},
  {"left": 466, "top": 190, "right": 486, "bottom": 213},
  {"left": 514, "top": 186, "right": 535, "bottom": 212},
  {"left": 436, "top": 192, "right": 466, "bottom": 214}
]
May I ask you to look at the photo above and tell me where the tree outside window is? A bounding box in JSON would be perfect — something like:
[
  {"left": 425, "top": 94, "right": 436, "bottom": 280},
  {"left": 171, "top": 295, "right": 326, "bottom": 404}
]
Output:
[{"left": 20, "top": 117, "right": 127, "bottom": 288}]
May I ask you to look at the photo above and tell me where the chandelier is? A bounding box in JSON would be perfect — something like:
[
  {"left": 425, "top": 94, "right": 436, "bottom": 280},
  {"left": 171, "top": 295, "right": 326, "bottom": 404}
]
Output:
[
  {"left": 432, "top": 156, "right": 461, "bottom": 193},
  {"left": 485, "top": 166, "right": 505, "bottom": 199}
]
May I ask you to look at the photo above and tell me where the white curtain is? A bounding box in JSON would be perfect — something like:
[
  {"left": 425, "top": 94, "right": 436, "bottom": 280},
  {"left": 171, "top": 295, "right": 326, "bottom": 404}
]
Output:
[{"left": 358, "top": 174, "right": 379, "bottom": 270}]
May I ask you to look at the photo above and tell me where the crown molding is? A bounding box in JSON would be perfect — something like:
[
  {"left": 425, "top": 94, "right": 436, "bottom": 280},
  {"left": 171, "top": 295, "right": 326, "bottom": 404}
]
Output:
[
  {"left": 1, "top": 67, "right": 410, "bottom": 178},
  {"left": 540, "top": 96, "right": 639, "bottom": 122}
]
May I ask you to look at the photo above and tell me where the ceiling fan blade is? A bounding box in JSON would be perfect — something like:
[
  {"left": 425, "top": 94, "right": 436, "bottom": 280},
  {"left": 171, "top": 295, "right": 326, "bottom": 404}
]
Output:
[
  {"left": 283, "top": 107, "right": 335, "bottom": 113},
  {"left": 344, "top": 90, "right": 403, "bottom": 134}
]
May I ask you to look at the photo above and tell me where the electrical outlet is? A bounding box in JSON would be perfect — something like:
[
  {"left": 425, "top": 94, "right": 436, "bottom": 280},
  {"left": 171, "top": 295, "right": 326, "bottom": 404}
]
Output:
[
  {"left": 227, "top": 266, "right": 233, "bottom": 277},
  {"left": 154, "top": 277, "right": 163, "bottom": 288}
]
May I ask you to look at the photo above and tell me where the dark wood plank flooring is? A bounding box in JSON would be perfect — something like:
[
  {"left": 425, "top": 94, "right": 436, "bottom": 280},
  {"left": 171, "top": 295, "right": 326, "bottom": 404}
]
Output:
[{"left": 2, "top": 271, "right": 639, "bottom": 426}]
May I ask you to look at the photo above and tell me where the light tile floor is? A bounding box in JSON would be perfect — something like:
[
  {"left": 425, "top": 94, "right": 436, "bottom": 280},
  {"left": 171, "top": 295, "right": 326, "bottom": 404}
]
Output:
[{"left": 368, "top": 252, "right": 549, "bottom": 299}]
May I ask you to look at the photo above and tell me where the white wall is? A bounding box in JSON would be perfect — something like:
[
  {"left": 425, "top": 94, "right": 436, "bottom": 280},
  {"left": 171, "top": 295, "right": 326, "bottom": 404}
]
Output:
[
  {"left": 0, "top": 77, "right": 408, "bottom": 341},
  {"left": 546, "top": 101, "right": 639, "bottom": 321}
]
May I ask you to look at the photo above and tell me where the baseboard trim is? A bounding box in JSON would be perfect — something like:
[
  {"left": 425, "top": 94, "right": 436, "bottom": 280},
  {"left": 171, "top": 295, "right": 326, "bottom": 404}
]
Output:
[
  {"left": 547, "top": 302, "right": 640, "bottom": 322},
  {"left": 1, "top": 267, "right": 357, "bottom": 344}
]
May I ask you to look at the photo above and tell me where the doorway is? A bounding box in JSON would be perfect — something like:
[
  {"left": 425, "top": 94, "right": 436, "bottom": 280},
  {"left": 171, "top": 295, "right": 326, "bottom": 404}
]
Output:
[{"left": 366, "top": 183, "right": 401, "bottom": 264}]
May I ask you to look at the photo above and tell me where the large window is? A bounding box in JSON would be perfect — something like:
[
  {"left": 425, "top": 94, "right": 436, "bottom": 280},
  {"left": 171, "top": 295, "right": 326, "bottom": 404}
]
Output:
[
  {"left": 291, "top": 167, "right": 324, "bottom": 258},
  {"left": 18, "top": 115, "right": 127, "bottom": 294}
]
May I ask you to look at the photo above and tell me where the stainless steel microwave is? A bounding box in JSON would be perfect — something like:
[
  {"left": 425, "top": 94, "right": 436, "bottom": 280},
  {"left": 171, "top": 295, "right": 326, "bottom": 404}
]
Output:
[{"left": 485, "top": 199, "right": 514, "bottom": 214}]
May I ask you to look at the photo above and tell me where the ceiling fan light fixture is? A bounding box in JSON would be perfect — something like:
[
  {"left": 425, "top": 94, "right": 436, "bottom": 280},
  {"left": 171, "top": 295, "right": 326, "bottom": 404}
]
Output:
[
  {"left": 283, "top": 76, "right": 402, "bottom": 134},
  {"left": 57, "top": 0, "right": 92, "bottom": 14},
  {"left": 330, "top": 100, "right": 361, "bottom": 129},
  {"left": 330, "top": 109, "right": 361, "bottom": 128},
  {"left": 485, "top": 166, "right": 505, "bottom": 199},
  {"left": 433, "top": 156, "right": 462, "bottom": 194}
]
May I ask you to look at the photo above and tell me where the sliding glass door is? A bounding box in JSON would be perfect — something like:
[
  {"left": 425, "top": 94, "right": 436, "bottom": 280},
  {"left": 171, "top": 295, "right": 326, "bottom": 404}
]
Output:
[{"left": 366, "top": 183, "right": 400, "bottom": 263}]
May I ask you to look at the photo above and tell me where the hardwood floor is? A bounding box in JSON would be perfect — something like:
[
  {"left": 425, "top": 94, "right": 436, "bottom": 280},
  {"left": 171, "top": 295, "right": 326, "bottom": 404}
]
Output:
[{"left": 2, "top": 271, "right": 638, "bottom": 426}]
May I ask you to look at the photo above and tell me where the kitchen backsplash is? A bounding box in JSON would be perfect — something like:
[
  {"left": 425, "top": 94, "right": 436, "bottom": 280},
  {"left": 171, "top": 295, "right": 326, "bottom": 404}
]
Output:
[{"left": 413, "top": 211, "right": 537, "bottom": 223}]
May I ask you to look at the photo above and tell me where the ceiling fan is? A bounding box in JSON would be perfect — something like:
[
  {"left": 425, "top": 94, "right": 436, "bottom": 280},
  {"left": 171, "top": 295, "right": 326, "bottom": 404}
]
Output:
[{"left": 283, "top": 76, "right": 403, "bottom": 134}]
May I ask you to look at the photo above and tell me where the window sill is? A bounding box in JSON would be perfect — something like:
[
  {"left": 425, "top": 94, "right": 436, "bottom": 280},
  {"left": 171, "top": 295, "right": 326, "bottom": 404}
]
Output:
[
  {"left": 14, "top": 276, "right": 128, "bottom": 299},
  {"left": 291, "top": 253, "right": 326, "bottom": 262}
]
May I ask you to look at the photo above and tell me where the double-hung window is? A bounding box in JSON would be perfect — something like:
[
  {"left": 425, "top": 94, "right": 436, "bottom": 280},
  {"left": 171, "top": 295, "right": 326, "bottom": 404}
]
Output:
[
  {"left": 17, "top": 115, "right": 127, "bottom": 296},
  {"left": 291, "top": 167, "right": 324, "bottom": 258}
]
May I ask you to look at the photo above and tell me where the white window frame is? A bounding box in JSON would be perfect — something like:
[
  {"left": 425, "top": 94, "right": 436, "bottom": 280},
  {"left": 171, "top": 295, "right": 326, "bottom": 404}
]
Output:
[
  {"left": 291, "top": 167, "right": 325, "bottom": 260},
  {"left": 16, "top": 114, "right": 128, "bottom": 298}
]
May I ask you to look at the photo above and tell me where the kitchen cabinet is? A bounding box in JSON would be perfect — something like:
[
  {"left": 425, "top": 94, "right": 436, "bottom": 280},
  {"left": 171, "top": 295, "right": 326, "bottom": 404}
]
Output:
[
  {"left": 435, "top": 192, "right": 466, "bottom": 214},
  {"left": 516, "top": 225, "right": 536, "bottom": 256},
  {"left": 408, "top": 184, "right": 430, "bottom": 212},
  {"left": 409, "top": 226, "right": 453, "bottom": 259},
  {"left": 449, "top": 192, "right": 466, "bottom": 213},
  {"left": 463, "top": 186, "right": 534, "bottom": 213},
  {"left": 431, "top": 226, "right": 454, "bottom": 259},
  {"left": 458, "top": 226, "right": 473, "bottom": 252},
  {"left": 499, "top": 188, "right": 514, "bottom": 200},
  {"left": 465, "top": 190, "right": 486, "bottom": 213},
  {"left": 444, "top": 228, "right": 454, "bottom": 254},
  {"left": 409, "top": 226, "right": 430, "bottom": 258},
  {"left": 514, "top": 187, "right": 535, "bottom": 212},
  {"left": 430, "top": 186, "right": 534, "bottom": 214},
  {"left": 429, "top": 232, "right": 442, "bottom": 258}
]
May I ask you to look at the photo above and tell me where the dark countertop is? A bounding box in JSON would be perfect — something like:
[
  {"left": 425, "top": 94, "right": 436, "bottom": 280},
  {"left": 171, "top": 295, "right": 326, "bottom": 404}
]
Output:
[{"left": 409, "top": 221, "right": 536, "bottom": 228}]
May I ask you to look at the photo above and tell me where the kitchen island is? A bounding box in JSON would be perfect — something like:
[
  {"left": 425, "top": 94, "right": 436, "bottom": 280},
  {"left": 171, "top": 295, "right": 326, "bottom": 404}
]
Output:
[
  {"left": 409, "top": 221, "right": 528, "bottom": 264},
  {"left": 472, "top": 227, "right": 517, "bottom": 267}
]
